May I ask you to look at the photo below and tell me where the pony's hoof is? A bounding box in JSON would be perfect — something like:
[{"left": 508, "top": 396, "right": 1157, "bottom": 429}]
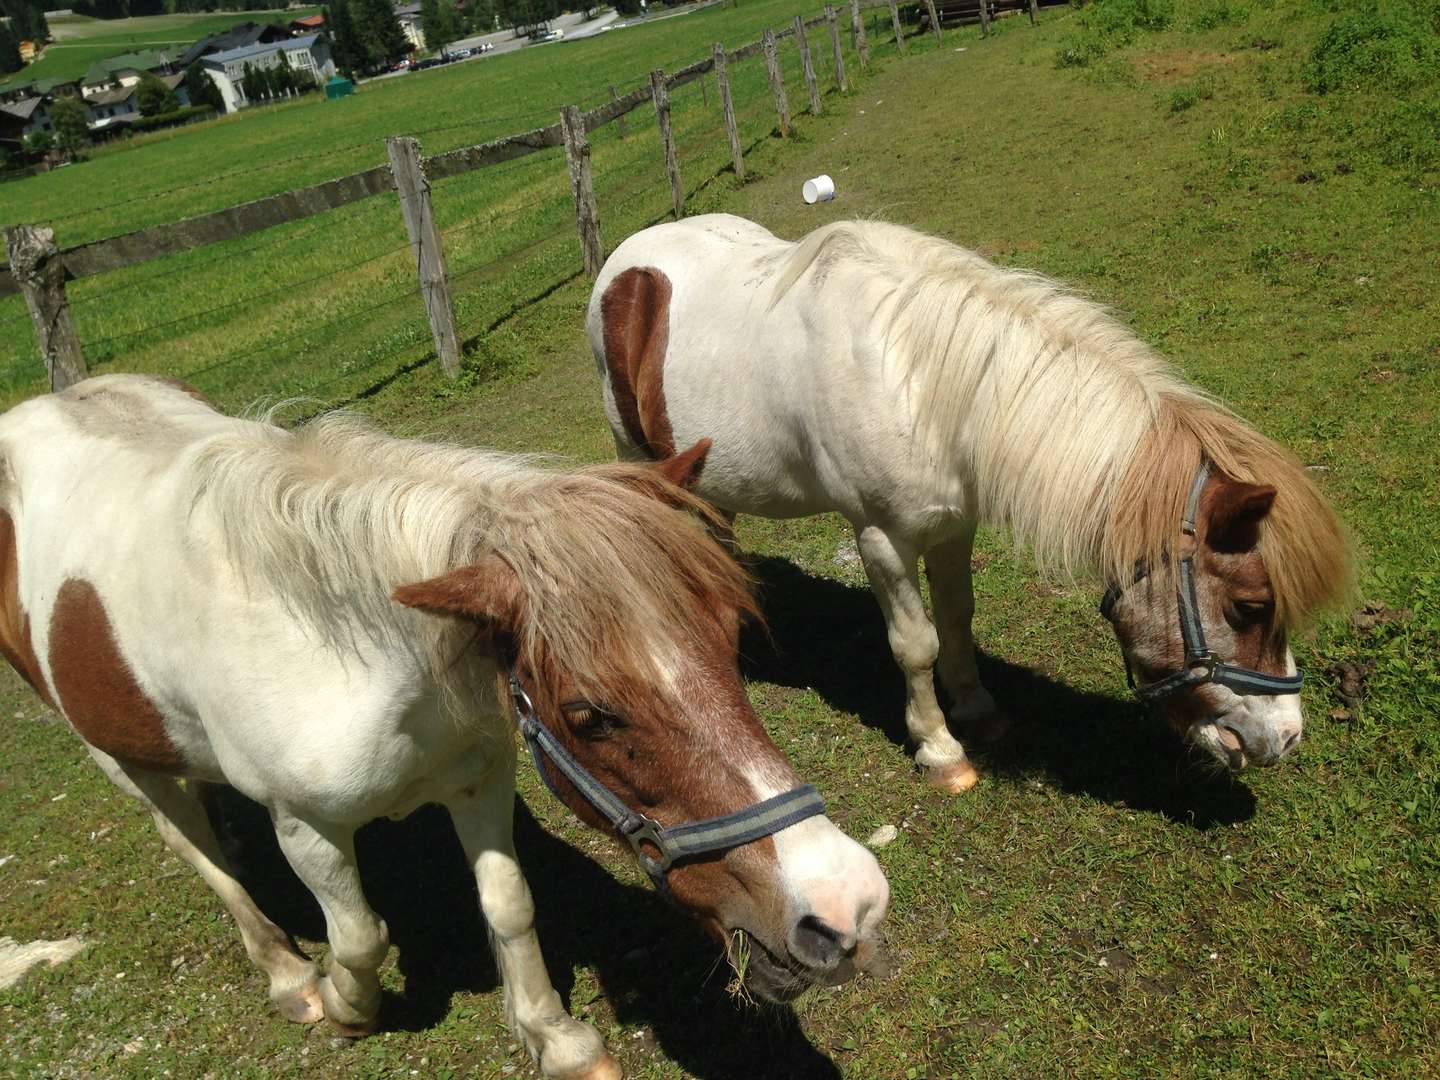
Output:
[
  {"left": 927, "top": 759, "right": 980, "bottom": 794},
  {"left": 325, "top": 1015, "right": 379, "bottom": 1039},
  {"left": 553, "top": 1050, "right": 623, "bottom": 1080},
  {"left": 275, "top": 982, "right": 324, "bottom": 1024}
]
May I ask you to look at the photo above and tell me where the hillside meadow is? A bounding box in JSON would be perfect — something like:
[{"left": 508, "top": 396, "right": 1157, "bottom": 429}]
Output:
[{"left": 1, "top": 1, "right": 1437, "bottom": 1077}]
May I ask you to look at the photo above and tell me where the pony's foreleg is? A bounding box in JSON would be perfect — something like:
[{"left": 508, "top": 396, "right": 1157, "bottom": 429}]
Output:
[
  {"left": 925, "top": 528, "right": 1009, "bottom": 743},
  {"left": 270, "top": 812, "right": 389, "bottom": 1035},
  {"left": 447, "top": 776, "right": 618, "bottom": 1080},
  {"left": 855, "top": 524, "right": 979, "bottom": 794},
  {"left": 83, "top": 749, "right": 322, "bottom": 1023}
]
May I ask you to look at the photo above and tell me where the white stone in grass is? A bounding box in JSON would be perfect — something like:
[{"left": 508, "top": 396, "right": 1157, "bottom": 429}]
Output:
[
  {"left": 0, "top": 935, "right": 87, "bottom": 989},
  {"left": 865, "top": 824, "right": 899, "bottom": 849}
]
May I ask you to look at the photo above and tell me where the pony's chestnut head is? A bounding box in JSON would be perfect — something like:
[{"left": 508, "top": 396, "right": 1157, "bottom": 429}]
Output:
[{"left": 396, "top": 444, "right": 890, "bottom": 1000}]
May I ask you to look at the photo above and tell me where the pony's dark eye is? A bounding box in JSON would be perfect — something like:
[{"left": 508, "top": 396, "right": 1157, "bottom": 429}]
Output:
[
  {"left": 1230, "top": 599, "right": 1272, "bottom": 626},
  {"left": 561, "top": 702, "right": 623, "bottom": 738}
]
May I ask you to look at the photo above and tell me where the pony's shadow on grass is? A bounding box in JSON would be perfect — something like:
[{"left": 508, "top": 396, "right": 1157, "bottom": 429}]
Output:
[
  {"left": 207, "top": 789, "right": 840, "bottom": 1079},
  {"left": 739, "top": 555, "right": 1256, "bottom": 828}
]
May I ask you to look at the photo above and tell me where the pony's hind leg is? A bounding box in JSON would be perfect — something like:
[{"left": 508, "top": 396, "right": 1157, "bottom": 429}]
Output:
[
  {"left": 925, "top": 527, "right": 1010, "bottom": 744},
  {"left": 447, "top": 777, "right": 618, "bottom": 1080},
  {"left": 854, "top": 524, "right": 979, "bottom": 794},
  {"left": 84, "top": 749, "right": 322, "bottom": 1023}
]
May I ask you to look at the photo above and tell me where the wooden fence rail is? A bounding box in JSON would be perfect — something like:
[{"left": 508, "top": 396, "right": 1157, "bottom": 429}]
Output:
[{"left": 2, "top": 0, "right": 1004, "bottom": 389}]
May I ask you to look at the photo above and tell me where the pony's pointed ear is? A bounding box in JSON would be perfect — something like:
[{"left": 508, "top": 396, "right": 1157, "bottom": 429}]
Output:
[
  {"left": 392, "top": 552, "right": 524, "bottom": 628},
  {"left": 655, "top": 438, "right": 711, "bottom": 490},
  {"left": 1204, "top": 476, "right": 1277, "bottom": 554}
]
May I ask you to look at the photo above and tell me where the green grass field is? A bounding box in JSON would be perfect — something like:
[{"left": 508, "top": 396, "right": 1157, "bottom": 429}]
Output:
[
  {"left": 0, "top": 11, "right": 319, "bottom": 91},
  {"left": 1, "top": 1, "right": 1437, "bottom": 1077}
]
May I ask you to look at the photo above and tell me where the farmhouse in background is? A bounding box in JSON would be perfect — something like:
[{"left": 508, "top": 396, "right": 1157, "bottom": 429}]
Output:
[
  {"left": 79, "top": 51, "right": 176, "bottom": 102},
  {"left": 174, "top": 21, "right": 291, "bottom": 70},
  {"left": 86, "top": 73, "right": 189, "bottom": 134},
  {"left": 0, "top": 94, "right": 52, "bottom": 142},
  {"left": 289, "top": 13, "right": 326, "bottom": 36},
  {"left": 201, "top": 35, "right": 336, "bottom": 114}
]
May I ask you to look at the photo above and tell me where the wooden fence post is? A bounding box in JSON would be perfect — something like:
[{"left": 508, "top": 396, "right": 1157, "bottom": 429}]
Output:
[
  {"left": 794, "top": 15, "right": 821, "bottom": 115},
  {"left": 559, "top": 105, "right": 604, "bottom": 277},
  {"left": 889, "top": 0, "right": 906, "bottom": 51},
  {"left": 650, "top": 70, "right": 684, "bottom": 220},
  {"left": 713, "top": 44, "right": 744, "bottom": 181},
  {"left": 761, "top": 29, "right": 790, "bottom": 137},
  {"left": 5, "top": 225, "right": 88, "bottom": 391},
  {"left": 825, "top": 7, "right": 848, "bottom": 93},
  {"left": 924, "top": 0, "right": 944, "bottom": 43},
  {"left": 1028, "top": 0, "right": 1039, "bottom": 25},
  {"left": 979, "top": 0, "right": 991, "bottom": 37},
  {"left": 386, "top": 136, "right": 462, "bottom": 379},
  {"left": 610, "top": 84, "right": 627, "bottom": 138},
  {"left": 850, "top": 0, "right": 869, "bottom": 71}
]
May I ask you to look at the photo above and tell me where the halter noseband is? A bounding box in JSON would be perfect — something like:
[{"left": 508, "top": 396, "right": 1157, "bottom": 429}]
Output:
[
  {"left": 1099, "top": 462, "right": 1304, "bottom": 706},
  {"left": 508, "top": 673, "right": 826, "bottom": 889}
]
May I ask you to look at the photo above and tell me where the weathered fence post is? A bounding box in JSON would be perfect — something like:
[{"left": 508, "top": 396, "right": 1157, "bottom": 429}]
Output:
[
  {"left": 794, "top": 15, "right": 821, "bottom": 115},
  {"left": 610, "top": 84, "right": 627, "bottom": 138},
  {"left": 889, "top": 0, "right": 906, "bottom": 51},
  {"left": 924, "top": 0, "right": 944, "bottom": 43},
  {"left": 650, "top": 69, "right": 684, "bottom": 220},
  {"left": 825, "top": 6, "right": 848, "bottom": 93},
  {"left": 713, "top": 44, "right": 745, "bottom": 181},
  {"left": 6, "top": 225, "right": 88, "bottom": 391},
  {"left": 559, "top": 105, "right": 604, "bottom": 277},
  {"left": 386, "top": 136, "right": 461, "bottom": 379},
  {"left": 979, "top": 0, "right": 991, "bottom": 37},
  {"left": 1028, "top": 0, "right": 1039, "bottom": 25},
  {"left": 850, "top": 0, "right": 870, "bottom": 71},
  {"left": 761, "top": 29, "right": 790, "bottom": 137}
]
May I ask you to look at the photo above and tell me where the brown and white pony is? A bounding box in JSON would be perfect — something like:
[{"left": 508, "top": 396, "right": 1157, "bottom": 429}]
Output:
[
  {"left": 587, "top": 215, "right": 1349, "bottom": 794},
  {"left": 0, "top": 375, "right": 889, "bottom": 1079}
]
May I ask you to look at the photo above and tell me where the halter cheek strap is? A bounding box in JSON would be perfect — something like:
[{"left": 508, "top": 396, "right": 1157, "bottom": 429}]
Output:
[
  {"left": 509, "top": 674, "right": 827, "bottom": 888},
  {"left": 1100, "top": 462, "right": 1304, "bottom": 706}
]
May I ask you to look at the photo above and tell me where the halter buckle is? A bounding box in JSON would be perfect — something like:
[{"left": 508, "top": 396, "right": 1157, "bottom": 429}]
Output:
[
  {"left": 620, "top": 815, "right": 673, "bottom": 877},
  {"left": 1187, "top": 651, "right": 1220, "bottom": 682}
]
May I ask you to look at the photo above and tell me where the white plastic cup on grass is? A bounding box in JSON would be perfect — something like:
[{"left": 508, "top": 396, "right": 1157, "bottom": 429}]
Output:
[{"left": 802, "top": 175, "right": 837, "bottom": 204}]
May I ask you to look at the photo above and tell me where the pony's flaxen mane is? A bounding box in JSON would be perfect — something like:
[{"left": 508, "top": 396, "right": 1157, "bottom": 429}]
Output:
[
  {"left": 184, "top": 413, "right": 754, "bottom": 716},
  {"left": 772, "top": 221, "right": 1348, "bottom": 627}
]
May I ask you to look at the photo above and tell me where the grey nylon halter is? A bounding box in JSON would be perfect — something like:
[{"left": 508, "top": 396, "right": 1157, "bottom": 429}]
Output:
[
  {"left": 508, "top": 673, "right": 827, "bottom": 888},
  {"left": 1099, "top": 462, "right": 1304, "bottom": 706}
]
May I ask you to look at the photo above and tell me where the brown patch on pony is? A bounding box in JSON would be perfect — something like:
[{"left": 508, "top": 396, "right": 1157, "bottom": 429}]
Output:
[
  {"left": 601, "top": 266, "right": 676, "bottom": 459},
  {"left": 1104, "top": 394, "right": 1351, "bottom": 630},
  {"left": 48, "top": 578, "right": 186, "bottom": 773},
  {"left": 150, "top": 376, "right": 218, "bottom": 410},
  {"left": 0, "top": 510, "right": 56, "bottom": 708}
]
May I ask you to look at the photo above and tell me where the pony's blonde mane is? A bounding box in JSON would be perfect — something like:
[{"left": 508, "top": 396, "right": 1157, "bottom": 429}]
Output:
[
  {"left": 773, "top": 221, "right": 1349, "bottom": 627},
  {"left": 183, "top": 412, "right": 754, "bottom": 717}
]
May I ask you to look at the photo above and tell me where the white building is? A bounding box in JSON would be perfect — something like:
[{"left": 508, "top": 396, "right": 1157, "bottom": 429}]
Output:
[{"left": 201, "top": 34, "right": 335, "bottom": 114}]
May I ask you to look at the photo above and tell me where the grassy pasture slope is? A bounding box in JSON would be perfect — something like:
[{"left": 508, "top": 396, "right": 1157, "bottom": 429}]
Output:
[
  {"left": 1, "top": 11, "right": 321, "bottom": 90},
  {"left": 2, "top": 1, "right": 1438, "bottom": 1077}
]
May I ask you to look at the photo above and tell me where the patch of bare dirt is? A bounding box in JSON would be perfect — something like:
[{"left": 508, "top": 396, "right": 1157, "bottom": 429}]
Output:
[{"left": 1134, "top": 49, "right": 1238, "bottom": 82}]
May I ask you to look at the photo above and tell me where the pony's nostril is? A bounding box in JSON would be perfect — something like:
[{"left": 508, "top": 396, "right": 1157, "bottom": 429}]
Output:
[
  {"left": 1281, "top": 729, "right": 1301, "bottom": 755},
  {"left": 787, "top": 915, "right": 848, "bottom": 971}
]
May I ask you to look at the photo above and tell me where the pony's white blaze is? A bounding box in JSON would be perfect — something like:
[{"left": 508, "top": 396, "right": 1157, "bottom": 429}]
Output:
[
  {"left": 590, "top": 215, "right": 1348, "bottom": 791},
  {"left": 0, "top": 375, "right": 882, "bottom": 1078},
  {"left": 771, "top": 815, "right": 889, "bottom": 946}
]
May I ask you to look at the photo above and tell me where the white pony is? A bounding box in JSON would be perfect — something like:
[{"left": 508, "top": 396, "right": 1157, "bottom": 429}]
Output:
[
  {"left": 588, "top": 215, "right": 1348, "bottom": 793},
  {"left": 0, "top": 375, "right": 889, "bottom": 1079}
]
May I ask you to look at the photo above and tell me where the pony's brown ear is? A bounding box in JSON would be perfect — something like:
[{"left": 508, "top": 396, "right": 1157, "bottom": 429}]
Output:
[
  {"left": 654, "top": 438, "right": 711, "bottom": 490},
  {"left": 393, "top": 552, "right": 524, "bottom": 628},
  {"left": 1204, "top": 476, "right": 1277, "bottom": 554}
]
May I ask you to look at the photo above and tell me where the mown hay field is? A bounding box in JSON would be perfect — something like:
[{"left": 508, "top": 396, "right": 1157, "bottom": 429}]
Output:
[{"left": 1, "top": 1, "right": 1437, "bottom": 1077}]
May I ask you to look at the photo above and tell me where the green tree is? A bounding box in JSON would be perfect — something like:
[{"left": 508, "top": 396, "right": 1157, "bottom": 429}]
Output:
[
  {"left": 325, "top": 0, "right": 366, "bottom": 77},
  {"left": 421, "top": 0, "right": 459, "bottom": 51},
  {"left": 353, "top": 0, "right": 406, "bottom": 67},
  {"left": 49, "top": 94, "right": 91, "bottom": 152},
  {"left": 183, "top": 61, "right": 224, "bottom": 110},
  {"left": 134, "top": 71, "right": 180, "bottom": 116},
  {"left": 23, "top": 128, "right": 51, "bottom": 153},
  {"left": 0, "top": 23, "right": 22, "bottom": 74}
]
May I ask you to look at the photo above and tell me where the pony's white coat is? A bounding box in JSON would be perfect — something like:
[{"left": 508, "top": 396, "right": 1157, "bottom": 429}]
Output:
[
  {"left": 0, "top": 375, "right": 886, "bottom": 1074},
  {"left": 589, "top": 215, "right": 1346, "bottom": 784}
]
